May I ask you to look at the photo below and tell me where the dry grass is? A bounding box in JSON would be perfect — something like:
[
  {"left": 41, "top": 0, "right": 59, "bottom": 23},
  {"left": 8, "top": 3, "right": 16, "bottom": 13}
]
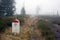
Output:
[
  {"left": 0, "top": 17, "right": 43, "bottom": 40},
  {"left": 0, "top": 17, "right": 31, "bottom": 40}
]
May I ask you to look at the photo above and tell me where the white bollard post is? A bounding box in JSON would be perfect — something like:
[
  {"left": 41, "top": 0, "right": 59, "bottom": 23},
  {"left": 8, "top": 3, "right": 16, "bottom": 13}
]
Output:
[{"left": 12, "top": 18, "right": 20, "bottom": 35}]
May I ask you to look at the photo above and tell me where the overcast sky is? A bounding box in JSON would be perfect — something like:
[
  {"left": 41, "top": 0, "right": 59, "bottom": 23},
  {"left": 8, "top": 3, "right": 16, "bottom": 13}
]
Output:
[{"left": 15, "top": 0, "right": 60, "bottom": 15}]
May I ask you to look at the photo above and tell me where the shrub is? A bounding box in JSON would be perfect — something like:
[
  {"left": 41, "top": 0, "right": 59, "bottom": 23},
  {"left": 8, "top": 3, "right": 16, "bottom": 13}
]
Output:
[
  {"left": 0, "top": 17, "right": 13, "bottom": 33},
  {"left": 0, "top": 19, "right": 7, "bottom": 33},
  {"left": 37, "top": 20, "right": 54, "bottom": 40},
  {"left": 52, "top": 20, "right": 60, "bottom": 25},
  {"left": 18, "top": 17, "right": 24, "bottom": 26}
]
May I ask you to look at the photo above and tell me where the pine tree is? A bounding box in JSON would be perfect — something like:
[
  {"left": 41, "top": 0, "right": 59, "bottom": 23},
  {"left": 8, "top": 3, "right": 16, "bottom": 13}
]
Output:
[
  {"left": 21, "top": 7, "right": 26, "bottom": 17},
  {"left": 0, "top": 0, "right": 15, "bottom": 17}
]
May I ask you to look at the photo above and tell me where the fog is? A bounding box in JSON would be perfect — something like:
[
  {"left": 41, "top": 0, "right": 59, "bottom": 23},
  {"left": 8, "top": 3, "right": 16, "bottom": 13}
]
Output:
[{"left": 15, "top": 0, "right": 60, "bottom": 15}]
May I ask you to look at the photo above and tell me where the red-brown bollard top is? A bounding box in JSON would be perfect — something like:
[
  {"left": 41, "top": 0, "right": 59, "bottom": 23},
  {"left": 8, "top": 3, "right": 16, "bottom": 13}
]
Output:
[{"left": 12, "top": 19, "right": 19, "bottom": 23}]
